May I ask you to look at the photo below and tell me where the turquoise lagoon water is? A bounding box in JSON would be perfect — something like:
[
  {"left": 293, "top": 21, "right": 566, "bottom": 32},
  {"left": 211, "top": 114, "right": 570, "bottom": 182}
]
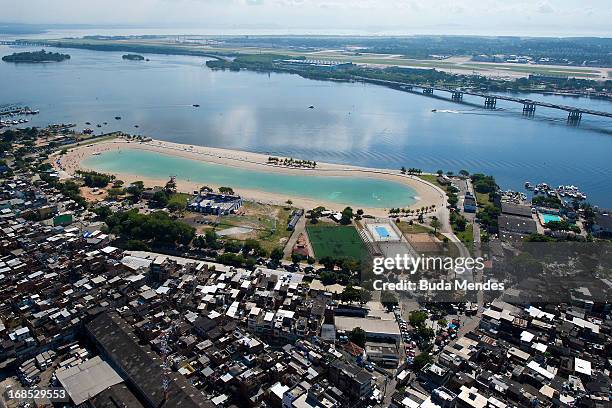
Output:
[
  {"left": 541, "top": 213, "right": 562, "bottom": 224},
  {"left": 83, "top": 149, "right": 417, "bottom": 208}
]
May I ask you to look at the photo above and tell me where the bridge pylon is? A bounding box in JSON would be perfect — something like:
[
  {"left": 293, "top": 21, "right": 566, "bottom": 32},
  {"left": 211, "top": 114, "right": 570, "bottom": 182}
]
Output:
[
  {"left": 484, "top": 96, "right": 497, "bottom": 109},
  {"left": 522, "top": 102, "right": 536, "bottom": 116},
  {"left": 567, "top": 110, "right": 582, "bottom": 124}
]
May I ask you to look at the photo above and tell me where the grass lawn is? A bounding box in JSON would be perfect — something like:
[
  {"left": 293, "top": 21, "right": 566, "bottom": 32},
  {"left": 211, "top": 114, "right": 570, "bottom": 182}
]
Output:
[
  {"left": 418, "top": 174, "right": 450, "bottom": 193},
  {"left": 215, "top": 201, "right": 294, "bottom": 252},
  {"left": 475, "top": 192, "right": 492, "bottom": 207},
  {"left": 397, "top": 222, "right": 432, "bottom": 235},
  {"left": 169, "top": 192, "right": 191, "bottom": 204},
  {"left": 306, "top": 224, "right": 365, "bottom": 261},
  {"left": 454, "top": 224, "right": 474, "bottom": 245}
]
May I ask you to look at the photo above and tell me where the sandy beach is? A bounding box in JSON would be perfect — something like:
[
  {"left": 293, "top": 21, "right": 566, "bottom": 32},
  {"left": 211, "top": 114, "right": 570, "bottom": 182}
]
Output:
[{"left": 51, "top": 137, "right": 446, "bottom": 217}]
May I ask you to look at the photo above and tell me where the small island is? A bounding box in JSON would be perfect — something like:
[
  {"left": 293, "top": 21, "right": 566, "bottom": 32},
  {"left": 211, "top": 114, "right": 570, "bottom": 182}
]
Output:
[
  {"left": 122, "top": 54, "right": 145, "bottom": 61},
  {"left": 2, "top": 49, "right": 70, "bottom": 63}
]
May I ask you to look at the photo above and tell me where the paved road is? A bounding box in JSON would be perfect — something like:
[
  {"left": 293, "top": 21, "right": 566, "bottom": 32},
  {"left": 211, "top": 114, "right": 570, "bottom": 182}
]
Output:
[{"left": 283, "top": 214, "right": 305, "bottom": 258}]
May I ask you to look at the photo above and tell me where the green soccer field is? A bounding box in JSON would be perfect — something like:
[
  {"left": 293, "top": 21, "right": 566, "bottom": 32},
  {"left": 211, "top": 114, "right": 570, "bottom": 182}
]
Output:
[{"left": 306, "top": 224, "right": 365, "bottom": 261}]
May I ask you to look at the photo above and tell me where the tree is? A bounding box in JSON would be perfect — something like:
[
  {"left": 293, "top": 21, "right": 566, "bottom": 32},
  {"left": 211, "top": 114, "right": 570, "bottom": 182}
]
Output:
[
  {"left": 167, "top": 194, "right": 187, "bottom": 213},
  {"left": 243, "top": 239, "right": 266, "bottom": 257},
  {"left": 79, "top": 170, "right": 113, "bottom": 188},
  {"left": 430, "top": 216, "right": 441, "bottom": 234},
  {"left": 341, "top": 286, "right": 363, "bottom": 303},
  {"left": 340, "top": 206, "right": 353, "bottom": 225},
  {"left": 270, "top": 247, "right": 284, "bottom": 261},
  {"left": 319, "top": 256, "right": 336, "bottom": 269},
  {"left": 92, "top": 206, "right": 112, "bottom": 220},
  {"left": 360, "top": 289, "right": 372, "bottom": 303},
  {"left": 125, "top": 239, "right": 151, "bottom": 251},
  {"left": 151, "top": 190, "right": 169, "bottom": 207},
  {"left": 106, "top": 187, "right": 125, "bottom": 199},
  {"left": 348, "top": 327, "right": 366, "bottom": 348},
  {"left": 219, "top": 186, "right": 234, "bottom": 195},
  {"left": 409, "top": 310, "right": 428, "bottom": 328},
  {"left": 224, "top": 240, "right": 242, "bottom": 253},
  {"left": 413, "top": 352, "right": 433, "bottom": 370},
  {"left": 320, "top": 271, "right": 337, "bottom": 285},
  {"left": 127, "top": 181, "right": 145, "bottom": 200},
  {"left": 471, "top": 173, "right": 498, "bottom": 194},
  {"left": 459, "top": 169, "right": 470, "bottom": 177},
  {"left": 380, "top": 291, "right": 399, "bottom": 308}
]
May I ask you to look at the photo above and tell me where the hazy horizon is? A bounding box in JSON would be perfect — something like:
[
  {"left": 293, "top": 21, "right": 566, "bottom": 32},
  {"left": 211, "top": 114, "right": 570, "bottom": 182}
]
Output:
[{"left": 1, "top": 0, "right": 611, "bottom": 37}]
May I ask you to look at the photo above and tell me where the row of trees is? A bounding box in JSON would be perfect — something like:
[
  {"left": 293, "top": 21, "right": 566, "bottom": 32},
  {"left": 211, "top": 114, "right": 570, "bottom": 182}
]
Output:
[
  {"left": 76, "top": 170, "right": 115, "bottom": 188},
  {"left": 267, "top": 156, "right": 317, "bottom": 169},
  {"left": 400, "top": 167, "right": 422, "bottom": 175},
  {"left": 388, "top": 205, "right": 436, "bottom": 215}
]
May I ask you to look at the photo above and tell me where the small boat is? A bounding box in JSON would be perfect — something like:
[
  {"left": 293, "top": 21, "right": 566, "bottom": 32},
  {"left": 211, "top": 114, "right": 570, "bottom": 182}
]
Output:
[
  {"left": 134, "top": 125, "right": 139, "bottom": 128},
  {"left": 193, "top": 104, "right": 200, "bottom": 107},
  {"left": 308, "top": 105, "right": 315, "bottom": 109},
  {"left": 431, "top": 109, "right": 437, "bottom": 112},
  {"left": 97, "top": 124, "right": 101, "bottom": 127},
  {"left": 85, "top": 122, "right": 91, "bottom": 125},
  {"left": 115, "top": 116, "right": 122, "bottom": 120}
]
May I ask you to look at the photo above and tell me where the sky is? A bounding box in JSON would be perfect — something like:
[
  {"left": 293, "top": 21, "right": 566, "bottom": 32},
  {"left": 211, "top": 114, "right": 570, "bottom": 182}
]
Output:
[{"left": 1, "top": 0, "right": 611, "bottom": 37}]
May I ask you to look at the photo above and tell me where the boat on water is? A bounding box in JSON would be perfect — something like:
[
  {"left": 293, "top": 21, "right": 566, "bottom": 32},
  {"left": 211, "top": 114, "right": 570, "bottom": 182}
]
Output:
[
  {"left": 115, "top": 116, "right": 122, "bottom": 120},
  {"left": 532, "top": 181, "right": 588, "bottom": 201},
  {"left": 193, "top": 104, "right": 200, "bottom": 107},
  {"left": 431, "top": 109, "right": 437, "bottom": 112},
  {"left": 308, "top": 105, "right": 315, "bottom": 109}
]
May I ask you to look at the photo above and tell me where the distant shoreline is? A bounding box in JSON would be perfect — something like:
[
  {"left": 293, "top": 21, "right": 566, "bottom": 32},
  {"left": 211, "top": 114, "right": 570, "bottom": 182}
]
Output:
[{"left": 52, "top": 137, "right": 446, "bottom": 215}]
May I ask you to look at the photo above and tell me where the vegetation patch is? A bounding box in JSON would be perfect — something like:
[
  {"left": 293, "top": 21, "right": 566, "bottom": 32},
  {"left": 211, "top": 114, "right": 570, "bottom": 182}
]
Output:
[{"left": 306, "top": 224, "right": 365, "bottom": 261}]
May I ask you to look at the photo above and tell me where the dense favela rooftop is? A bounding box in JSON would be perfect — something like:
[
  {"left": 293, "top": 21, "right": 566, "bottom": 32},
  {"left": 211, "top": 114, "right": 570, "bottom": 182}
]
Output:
[{"left": 0, "top": 138, "right": 610, "bottom": 408}]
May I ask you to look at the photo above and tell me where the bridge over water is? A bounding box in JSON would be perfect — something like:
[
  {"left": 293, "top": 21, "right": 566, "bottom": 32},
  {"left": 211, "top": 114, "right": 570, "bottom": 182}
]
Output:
[{"left": 355, "top": 77, "right": 612, "bottom": 124}]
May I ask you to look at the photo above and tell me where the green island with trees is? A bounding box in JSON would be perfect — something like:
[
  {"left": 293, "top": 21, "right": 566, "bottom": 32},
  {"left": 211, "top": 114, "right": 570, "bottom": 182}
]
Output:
[{"left": 2, "top": 49, "right": 70, "bottom": 63}]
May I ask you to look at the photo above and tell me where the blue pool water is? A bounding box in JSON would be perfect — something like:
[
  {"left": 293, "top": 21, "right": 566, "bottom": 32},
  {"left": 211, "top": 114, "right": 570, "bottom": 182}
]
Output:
[
  {"left": 541, "top": 213, "right": 562, "bottom": 224},
  {"left": 375, "top": 226, "right": 391, "bottom": 238}
]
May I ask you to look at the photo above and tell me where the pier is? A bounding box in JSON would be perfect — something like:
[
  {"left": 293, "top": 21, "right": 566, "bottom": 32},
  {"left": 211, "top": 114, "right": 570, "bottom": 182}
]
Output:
[{"left": 354, "top": 76, "right": 612, "bottom": 122}]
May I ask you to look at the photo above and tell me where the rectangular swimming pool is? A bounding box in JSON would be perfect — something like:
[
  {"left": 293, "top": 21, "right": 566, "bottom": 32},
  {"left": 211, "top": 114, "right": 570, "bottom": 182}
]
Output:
[
  {"left": 541, "top": 213, "right": 562, "bottom": 224},
  {"left": 375, "top": 226, "right": 391, "bottom": 238}
]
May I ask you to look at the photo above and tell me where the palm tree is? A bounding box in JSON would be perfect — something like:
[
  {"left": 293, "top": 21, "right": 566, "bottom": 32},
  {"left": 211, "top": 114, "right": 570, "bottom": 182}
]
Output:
[{"left": 430, "top": 216, "right": 441, "bottom": 234}]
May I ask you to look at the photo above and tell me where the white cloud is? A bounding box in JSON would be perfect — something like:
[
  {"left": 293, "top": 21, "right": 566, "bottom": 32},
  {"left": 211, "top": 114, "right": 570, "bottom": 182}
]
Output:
[{"left": 537, "top": 2, "right": 554, "bottom": 14}]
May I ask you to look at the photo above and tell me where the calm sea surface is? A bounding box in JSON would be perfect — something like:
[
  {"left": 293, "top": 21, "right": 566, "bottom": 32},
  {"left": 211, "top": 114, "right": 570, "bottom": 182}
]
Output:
[{"left": 2, "top": 43, "right": 611, "bottom": 206}]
